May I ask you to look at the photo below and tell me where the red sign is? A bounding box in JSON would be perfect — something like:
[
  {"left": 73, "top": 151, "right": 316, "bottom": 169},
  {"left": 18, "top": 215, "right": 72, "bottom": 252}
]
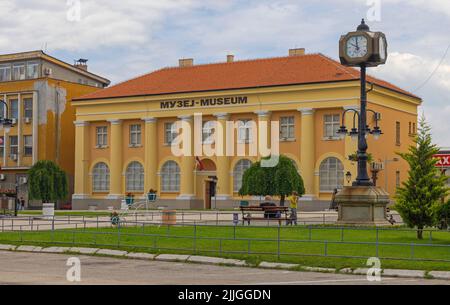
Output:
[{"left": 435, "top": 154, "right": 450, "bottom": 167}]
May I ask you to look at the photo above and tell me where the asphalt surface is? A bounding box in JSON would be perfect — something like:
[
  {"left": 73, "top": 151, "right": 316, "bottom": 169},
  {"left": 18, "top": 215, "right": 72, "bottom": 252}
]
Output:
[{"left": 0, "top": 251, "right": 448, "bottom": 285}]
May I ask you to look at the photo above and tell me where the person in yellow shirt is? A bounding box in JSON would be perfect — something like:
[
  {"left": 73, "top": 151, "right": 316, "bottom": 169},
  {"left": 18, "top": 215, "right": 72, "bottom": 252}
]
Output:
[{"left": 287, "top": 191, "right": 298, "bottom": 225}]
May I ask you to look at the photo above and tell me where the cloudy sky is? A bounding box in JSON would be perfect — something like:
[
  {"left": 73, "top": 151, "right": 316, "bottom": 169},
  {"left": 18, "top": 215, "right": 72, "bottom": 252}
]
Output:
[{"left": 1, "top": 0, "right": 449, "bottom": 146}]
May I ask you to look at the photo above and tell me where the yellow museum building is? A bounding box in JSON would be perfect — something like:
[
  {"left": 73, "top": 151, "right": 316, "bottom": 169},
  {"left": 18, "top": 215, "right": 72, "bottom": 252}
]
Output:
[{"left": 72, "top": 49, "right": 421, "bottom": 210}]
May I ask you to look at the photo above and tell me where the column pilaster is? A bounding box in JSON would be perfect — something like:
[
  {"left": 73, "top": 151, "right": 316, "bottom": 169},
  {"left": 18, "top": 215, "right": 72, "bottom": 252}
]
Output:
[
  {"left": 215, "top": 113, "right": 231, "bottom": 200},
  {"left": 73, "top": 121, "right": 90, "bottom": 199},
  {"left": 108, "top": 119, "right": 123, "bottom": 199},
  {"left": 177, "top": 115, "right": 195, "bottom": 200},
  {"left": 143, "top": 117, "right": 158, "bottom": 193},
  {"left": 299, "top": 108, "right": 316, "bottom": 199}
]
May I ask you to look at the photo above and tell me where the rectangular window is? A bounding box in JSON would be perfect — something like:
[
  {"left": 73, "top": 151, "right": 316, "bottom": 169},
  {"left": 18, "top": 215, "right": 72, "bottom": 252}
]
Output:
[
  {"left": 23, "top": 98, "right": 33, "bottom": 119},
  {"left": 96, "top": 126, "right": 108, "bottom": 147},
  {"left": 396, "top": 121, "right": 401, "bottom": 145},
  {"left": 412, "top": 122, "right": 416, "bottom": 135},
  {"left": 10, "top": 99, "right": 18, "bottom": 119},
  {"left": 0, "top": 136, "right": 4, "bottom": 157},
  {"left": 129, "top": 124, "right": 142, "bottom": 146},
  {"left": 409, "top": 122, "right": 412, "bottom": 135},
  {"left": 324, "top": 114, "right": 340, "bottom": 138},
  {"left": 237, "top": 119, "right": 252, "bottom": 143},
  {"left": 0, "top": 64, "right": 11, "bottom": 81},
  {"left": 396, "top": 171, "right": 401, "bottom": 188},
  {"left": 26, "top": 61, "right": 39, "bottom": 79},
  {"left": 12, "top": 63, "right": 26, "bottom": 80},
  {"left": 165, "top": 122, "right": 177, "bottom": 145},
  {"left": 9, "top": 136, "right": 18, "bottom": 156},
  {"left": 280, "top": 116, "right": 295, "bottom": 139},
  {"left": 23, "top": 135, "right": 32, "bottom": 156},
  {"left": 202, "top": 121, "right": 215, "bottom": 144}
]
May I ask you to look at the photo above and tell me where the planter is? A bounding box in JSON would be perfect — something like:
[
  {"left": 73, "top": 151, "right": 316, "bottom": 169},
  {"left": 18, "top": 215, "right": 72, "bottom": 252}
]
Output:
[
  {"left": 125, "top": 197, "right": 134, "bottom": 205},
  {"left": 42, "top": 203, "right": 55, "bottom": 219}
]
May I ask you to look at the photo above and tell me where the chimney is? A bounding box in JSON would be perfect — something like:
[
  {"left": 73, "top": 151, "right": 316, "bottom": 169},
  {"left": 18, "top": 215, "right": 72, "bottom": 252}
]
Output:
[
  {"left": 227, "top": 54, "right": 235, "bottom": 63},
  {"left": 74, "top": 58, "right": 88, "bottom": 71},
  {"left": 179, "top": 58, "right": 194, "bottom": 67},
  {"left": 289, "top": 48, "right": 306, "bottom": 56}
]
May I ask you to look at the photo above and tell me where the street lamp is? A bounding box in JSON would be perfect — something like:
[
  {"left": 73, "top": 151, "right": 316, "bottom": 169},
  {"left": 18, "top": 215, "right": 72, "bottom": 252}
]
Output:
[
  {"left": 0, "top": 99, "right": 13, "bottom": 133},
  {"left": 345, "top": 171, "right": 352, "bottom": 184}
]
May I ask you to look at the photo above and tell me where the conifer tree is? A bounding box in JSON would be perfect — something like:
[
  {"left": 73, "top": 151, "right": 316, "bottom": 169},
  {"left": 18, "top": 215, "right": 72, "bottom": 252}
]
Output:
[{"left": 395, "top": 117, "right": 448, "bottom": 239}]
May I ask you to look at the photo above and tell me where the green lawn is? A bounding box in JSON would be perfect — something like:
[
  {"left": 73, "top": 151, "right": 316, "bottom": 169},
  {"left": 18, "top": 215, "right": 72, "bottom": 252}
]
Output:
[{"left": 1, "top": 224, "right": 450, "bottom": 271}]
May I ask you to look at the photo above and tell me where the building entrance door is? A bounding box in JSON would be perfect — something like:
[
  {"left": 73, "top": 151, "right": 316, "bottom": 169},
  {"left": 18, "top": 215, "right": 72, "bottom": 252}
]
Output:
[{"left": 204, "top": 181, "right": 212, "bottom": 209}]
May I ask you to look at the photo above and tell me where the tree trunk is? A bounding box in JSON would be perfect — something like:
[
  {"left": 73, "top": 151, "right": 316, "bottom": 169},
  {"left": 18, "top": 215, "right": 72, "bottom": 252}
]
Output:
[
  {"left": 417, "top": 227, "right": 423, "bottom": 240},
  {"left": 280, "top": 195, "right": 285, "bottom": 207}
]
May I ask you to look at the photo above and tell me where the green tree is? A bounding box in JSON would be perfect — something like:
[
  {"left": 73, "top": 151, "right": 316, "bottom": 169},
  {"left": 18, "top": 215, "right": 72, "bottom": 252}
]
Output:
[
  {"left": 239, "top": 155, "right": 305, "bottom": 206},
  {"left": 28, "top": 160, "right": 68, "bottom": 204},
  {"left": 394, "top": 117, "right": 448, "bottom": 239}
]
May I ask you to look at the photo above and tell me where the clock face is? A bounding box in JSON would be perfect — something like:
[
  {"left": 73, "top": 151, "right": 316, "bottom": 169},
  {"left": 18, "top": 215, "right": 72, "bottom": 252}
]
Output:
[
  {"left": 379, "top": 36, "right": 386, "bottom": 60},
  {"left": 346, "top": 35, "right": 368, "bottom": 58}
]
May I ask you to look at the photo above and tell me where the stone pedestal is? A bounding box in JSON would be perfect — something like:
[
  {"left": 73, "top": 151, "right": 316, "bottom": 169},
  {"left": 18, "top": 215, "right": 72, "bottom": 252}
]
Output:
[{"left": 335, "top": 186, "right": 391, "bottom": 226}]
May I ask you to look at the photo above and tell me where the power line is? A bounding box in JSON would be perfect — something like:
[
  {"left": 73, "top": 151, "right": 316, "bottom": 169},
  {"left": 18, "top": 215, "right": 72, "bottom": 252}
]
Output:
[{"left": 413, "top": 41, "right": 450, "bottom": 93}]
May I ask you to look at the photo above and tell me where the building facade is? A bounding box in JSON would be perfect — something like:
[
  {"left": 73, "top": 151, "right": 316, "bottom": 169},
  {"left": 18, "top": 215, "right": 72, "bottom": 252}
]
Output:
[
  {"left": 0, "top": 51, "right": 110, "bottom": 208},
  {"left": 72, "top": 49, "right": 421, "bottom": 210}
]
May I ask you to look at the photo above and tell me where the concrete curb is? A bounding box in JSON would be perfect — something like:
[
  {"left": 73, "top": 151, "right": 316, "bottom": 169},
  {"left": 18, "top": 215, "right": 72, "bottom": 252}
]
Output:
[
  {"left": 126, "top": 252, "right": 156, "bottom": 260},
  {"left": 155, "top": 254, "right": 190, "bottom": 262},
  {"left": 188, "top": 255, "right": 247, "bottom": 267},
  {"left": 1, "top": 244, "right": 449, "bottom": 281},
  {"left": 96, "top": 249, "right": 128, "bottom": 257},
  {"left": 0, "top": 244, "right": 16, "bottom": 251},
  {"left": 259, "top": 262, "right": 299, "bottom": 269}
]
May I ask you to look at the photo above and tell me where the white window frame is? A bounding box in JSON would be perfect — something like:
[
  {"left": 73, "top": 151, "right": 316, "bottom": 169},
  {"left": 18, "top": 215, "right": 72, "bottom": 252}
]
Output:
[
  {"left": 12, "top": 63, "right": 26, "bottom": 80},
  {"left": 126, "top": 161, "right": 144, "bottom": 192},
  {"left": 280, "top": 116, "right": 295, "bottom": 140},
  {"left": 10, "top": 99, "right": 18, "bottom": 119},
  {"left": 323, "top": 114, "right": 340, "bottom": 139},
  {"left": 161, "top": 161, "right": 180, "bottom": 192},
  {"left": 23, "top": 98, "right": 33, "bottom": 119},
  {"left": 0, "top": 64, "right": 11, "bottom": 81},
  {"left": 237, "top": 120, "right": 253, "bottom": 144},
  {"left": 9, "top": 135, "right": 18, "bottom": 156},
  {"left": 26, "top": 61, "right": 39, "bottom": 79},
  {"left": 164, "top": 122, "right": 178, "bottom": 145},
  {"left": 96, "top": 126, "right": 108, "bottom": 148},
  {"left": 202, "top": 121, "right": 216, "bottom": 144},
  {"left": 233, "top": 159, "right": 252, "bottom": 192},
  {"left": 23, "top": 135, "right": 32, "bottom": 156},
  {"left": 129, "top": 124, "right": 142, "bottom": 147},
  {"left": 92, "top": 162, "right": 110, "bottom": 192},
  {"left": 319, "top": 157, "right": 344, "bottom": 192}
]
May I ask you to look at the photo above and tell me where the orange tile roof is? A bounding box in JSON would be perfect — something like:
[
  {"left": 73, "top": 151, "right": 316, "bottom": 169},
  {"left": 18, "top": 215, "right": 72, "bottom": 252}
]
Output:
[{"left": 74, "top": 53, "right": 420, "bottom": 101}]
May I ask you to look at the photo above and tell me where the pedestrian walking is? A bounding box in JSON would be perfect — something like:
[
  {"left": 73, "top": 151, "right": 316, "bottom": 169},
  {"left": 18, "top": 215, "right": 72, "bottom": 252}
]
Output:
[{"left": 287, "top": 191, "right": 299, "bottom": 225}]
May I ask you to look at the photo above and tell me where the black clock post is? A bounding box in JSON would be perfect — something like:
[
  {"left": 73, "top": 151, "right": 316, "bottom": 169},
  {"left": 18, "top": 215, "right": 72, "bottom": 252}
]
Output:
[{"left": 335, "top": 19, "right": 391, "bottom": 226}]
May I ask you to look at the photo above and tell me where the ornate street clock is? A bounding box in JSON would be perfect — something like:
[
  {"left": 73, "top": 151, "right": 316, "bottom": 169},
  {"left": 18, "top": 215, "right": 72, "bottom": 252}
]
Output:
[{"left": 339, "top": 19, "right": 388, "bottom": 67}]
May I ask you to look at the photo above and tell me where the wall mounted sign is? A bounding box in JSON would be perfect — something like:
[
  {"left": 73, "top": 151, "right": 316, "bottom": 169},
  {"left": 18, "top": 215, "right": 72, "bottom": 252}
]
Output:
[{"left": 160, "top": 96, "right": 248, "bottom": 109}]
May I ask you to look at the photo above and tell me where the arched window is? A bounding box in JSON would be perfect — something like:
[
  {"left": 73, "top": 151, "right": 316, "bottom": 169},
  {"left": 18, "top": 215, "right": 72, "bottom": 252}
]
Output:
[
  {"left": 233, "top": 159, "right": 252, "bottom": 192},
  {"left": 92, "top": 162, "right": 110, "bottom": 192},
  {"left": 319, "top": 157, "right": 344, "bottom": 192},
  {"left": 161, "top": 161, "right": 180, "bottom": 192},
  {"left": 126, "top": 161, "right": 144, "bottom": 192}
]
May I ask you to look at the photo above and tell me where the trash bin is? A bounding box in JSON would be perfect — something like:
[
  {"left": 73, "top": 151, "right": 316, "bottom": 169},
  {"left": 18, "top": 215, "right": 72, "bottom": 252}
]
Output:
[{"left": 162, "top": 210, "right": 177, "bottom": 225}]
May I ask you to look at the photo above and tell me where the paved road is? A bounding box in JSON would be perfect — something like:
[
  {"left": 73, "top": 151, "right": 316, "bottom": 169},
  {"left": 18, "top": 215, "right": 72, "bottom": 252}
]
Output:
[{"left": 0, "top": 251, "right": 447, "bottom": 285}]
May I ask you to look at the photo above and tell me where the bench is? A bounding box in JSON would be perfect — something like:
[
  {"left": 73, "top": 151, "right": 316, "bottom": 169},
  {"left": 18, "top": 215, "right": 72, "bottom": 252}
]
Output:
[{"left": 240, "top": 206, "right": 290, "bottom": 225}]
